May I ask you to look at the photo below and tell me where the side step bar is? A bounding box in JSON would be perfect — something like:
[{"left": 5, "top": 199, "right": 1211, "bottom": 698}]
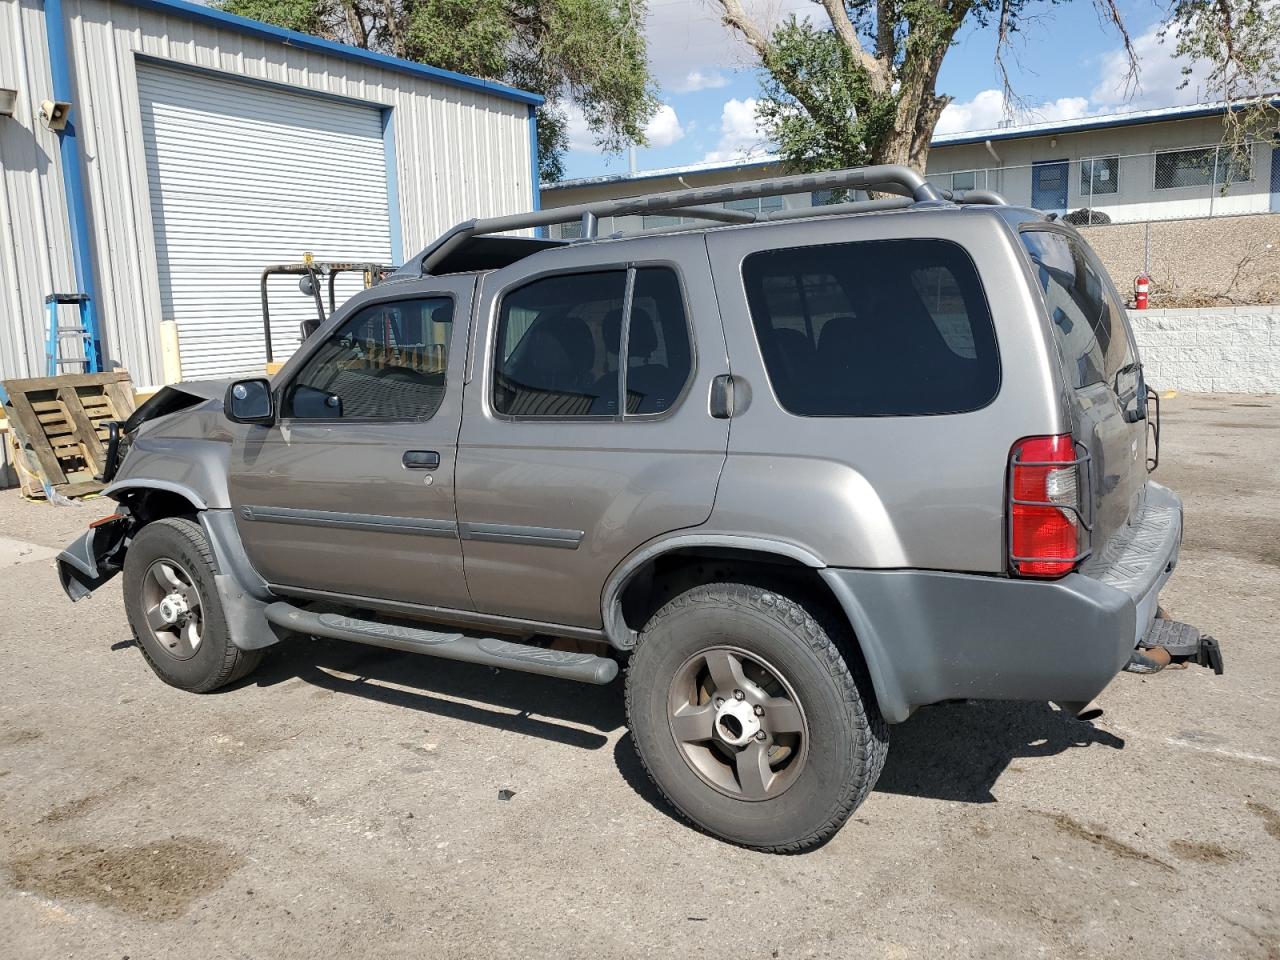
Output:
[{"left": 264, "top": 602, "right": 619, "bottom": 685}]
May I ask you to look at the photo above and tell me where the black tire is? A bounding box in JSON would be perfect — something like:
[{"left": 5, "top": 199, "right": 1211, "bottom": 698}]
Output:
[
  {"left": 625, "top": 582, "right": 887, "bottom": 852},
  {"left": 122, "top": 517, "right": 262, "bottom": 692}
]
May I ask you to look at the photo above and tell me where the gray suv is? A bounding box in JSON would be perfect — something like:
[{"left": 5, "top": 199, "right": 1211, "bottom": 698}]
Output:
[{"left": 57, "top": 165, "right": 1223, "bottom": 852}]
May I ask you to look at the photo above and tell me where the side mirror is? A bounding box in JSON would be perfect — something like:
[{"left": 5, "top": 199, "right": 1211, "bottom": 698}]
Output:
[
  {"left": 298, "top": 274, "right": 316, "bottom": 297},
  {"left": 299, "top": 318, "right": 320, "bottom": 341},
  {"left": 224, "top": 378, "right": 274, "bottom": 425}
]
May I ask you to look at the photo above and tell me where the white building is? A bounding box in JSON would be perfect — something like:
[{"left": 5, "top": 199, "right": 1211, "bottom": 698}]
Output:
[
  {"left": 543, "top": 100, "right": 1280, "bottom": 233},
  {"left": 1, "top": 0, "right": 540, "bottom": 384}
]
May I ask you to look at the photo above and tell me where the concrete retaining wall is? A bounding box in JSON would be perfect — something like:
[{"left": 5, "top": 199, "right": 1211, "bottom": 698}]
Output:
[{"left": 1130, "top": 306, "right": 1280, "bottom": 393}]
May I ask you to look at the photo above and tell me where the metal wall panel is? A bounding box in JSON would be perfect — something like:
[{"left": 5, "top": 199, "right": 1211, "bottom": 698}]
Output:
[{"left": 1, "top": 0, "right": 534, "bottom": 385}]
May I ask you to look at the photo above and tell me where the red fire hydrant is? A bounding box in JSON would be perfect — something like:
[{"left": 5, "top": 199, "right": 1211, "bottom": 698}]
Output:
[{"left": 1134, "top": 274, "right": 1150, "bottom": 310}]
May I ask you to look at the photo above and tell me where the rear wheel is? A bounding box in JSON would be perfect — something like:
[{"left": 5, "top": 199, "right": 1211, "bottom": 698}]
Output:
[
  {"left": 123, "top": 517, "right": 262, "bottom": 692},
  {"left": 626, "top": 582, "right": 887, "bottom": 852}
]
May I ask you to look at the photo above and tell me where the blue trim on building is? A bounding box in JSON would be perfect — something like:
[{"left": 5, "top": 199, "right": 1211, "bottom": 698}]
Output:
[
  {"left": 381, "top": 109, "right": 404, "bottom": 265},
  {"left": 43, "top": 0, "right": 102, "bottom": 372},
  {"left": 527, "top": 106, "right": 545, "bottom": 237},
  {"left": 527, "top": 106, "right": 541, "bottom": 211},
  {"left": 123, "top": 0, "right": 543, "bottom": 107}
]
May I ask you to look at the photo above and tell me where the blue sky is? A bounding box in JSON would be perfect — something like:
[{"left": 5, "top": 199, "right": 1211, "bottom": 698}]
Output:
[{"left": 560, "top": 0, "right": 1219, "bottom": 180}]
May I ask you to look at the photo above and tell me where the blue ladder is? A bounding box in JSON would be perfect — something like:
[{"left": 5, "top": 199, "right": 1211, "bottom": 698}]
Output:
[{"left": 45, "top": 292, "right": 99, "bottom": 376}]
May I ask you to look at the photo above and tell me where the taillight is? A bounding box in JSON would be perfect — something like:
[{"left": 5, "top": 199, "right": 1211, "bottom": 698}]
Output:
[{"left": 1009, "top": 434, "right": 1082, "bottom": 578}]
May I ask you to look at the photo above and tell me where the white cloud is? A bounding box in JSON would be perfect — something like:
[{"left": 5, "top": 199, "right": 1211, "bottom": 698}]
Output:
[
  {"left": 672, "top": 70, "right": 730, "bottom": 93},
  {"left": 1090, "top": 21, "right": 1216, "bottom": 111},
  {"left": 644, "top": 0, "right": 823, "bottom": 91},
  {"left": 563, "top": 103, "right": 595, "bottom": 152},
  {"left": 934, "top": 89, "right": 1091, "bottom": 135},
  {"left": 703, "top": 97, "right": 771, "bottom": 162},
  {"left": 645, "top": 104, "right": 686, "bottom": 147}
]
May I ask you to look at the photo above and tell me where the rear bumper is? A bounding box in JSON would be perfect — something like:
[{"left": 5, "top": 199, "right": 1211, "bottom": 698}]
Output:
[{"left": 820, "top": 482, "right": 1194, "bottom": 723}]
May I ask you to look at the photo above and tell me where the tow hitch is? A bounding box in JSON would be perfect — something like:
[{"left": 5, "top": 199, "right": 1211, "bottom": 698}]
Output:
[{"left": 1125, "top": 618, "right": 1224, "bottom": 676}]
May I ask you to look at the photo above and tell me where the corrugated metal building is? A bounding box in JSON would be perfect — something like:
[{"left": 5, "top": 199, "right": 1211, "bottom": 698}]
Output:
[{"left": 1, "top": 0, "right": 540, "bottom": 384}]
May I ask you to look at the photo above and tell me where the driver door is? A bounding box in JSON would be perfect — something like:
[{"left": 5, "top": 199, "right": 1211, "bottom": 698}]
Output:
[{"left": 228, "top": 278, "right": 474, "bottom": 610}]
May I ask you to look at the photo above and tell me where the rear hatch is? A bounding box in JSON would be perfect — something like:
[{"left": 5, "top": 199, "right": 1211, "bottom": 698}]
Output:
[{"left": 1018, "top": 225, "right": 1149, "bottom": 556}]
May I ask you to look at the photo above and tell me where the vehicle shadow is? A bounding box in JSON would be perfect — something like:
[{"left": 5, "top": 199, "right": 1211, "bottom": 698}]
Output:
[
  {"left": 874, "top": 700, "right": 1125, "bottom": 803},
  {"left": 613, "top": 699, "right": 1127, "bottom": 833},
  {"left": 245, "top": 635, "right": 626, "bottom": 751}
]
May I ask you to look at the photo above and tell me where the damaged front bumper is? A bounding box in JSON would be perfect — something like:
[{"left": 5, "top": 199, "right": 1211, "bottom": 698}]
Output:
[{"left": 56, "top": 514, "right": 132, "bottom": 601}]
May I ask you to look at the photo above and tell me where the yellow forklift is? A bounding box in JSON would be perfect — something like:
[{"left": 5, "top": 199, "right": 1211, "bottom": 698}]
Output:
[{"left": 260, "top": 254, "right": 393, "bottom": 368}]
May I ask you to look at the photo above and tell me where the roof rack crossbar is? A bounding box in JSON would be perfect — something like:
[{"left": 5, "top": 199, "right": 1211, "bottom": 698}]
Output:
[{"left": 416, "top": 164, "right": 941, "bottom": 274}]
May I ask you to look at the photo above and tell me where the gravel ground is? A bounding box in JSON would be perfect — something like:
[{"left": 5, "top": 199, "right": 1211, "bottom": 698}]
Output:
[{"left": 1, "top": 393, "right": 1277, "bottom": 959}]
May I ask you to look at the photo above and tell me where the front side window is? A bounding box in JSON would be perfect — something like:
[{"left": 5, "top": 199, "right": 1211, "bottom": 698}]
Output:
[
  {"left": 284, "top": 297, "right": 452, "bottom": 420},
  {"left": 1020, "top": 230, "right": 1135, "bottom": 389},
  {"left": 493, "top": 267, "right": 693, "bottom": 418},
  {"left": 742, "top": 239, "right": 1000, "bottom": 417},
  {"left": 1080, "top": 157, "right": 1119, "bottom": 196}
]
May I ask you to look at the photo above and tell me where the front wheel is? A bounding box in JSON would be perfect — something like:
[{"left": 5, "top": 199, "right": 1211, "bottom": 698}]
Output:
[
  {"left": 625, "top": 582, "right": 887, "bottom": 852},
  {"left": 122, "top": 517, "right": 262, "bottom": 692}
]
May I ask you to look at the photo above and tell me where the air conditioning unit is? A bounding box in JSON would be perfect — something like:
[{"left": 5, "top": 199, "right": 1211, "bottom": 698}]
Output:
[{"left": 0, "top": 88, "right": 17, "bottom": 117}]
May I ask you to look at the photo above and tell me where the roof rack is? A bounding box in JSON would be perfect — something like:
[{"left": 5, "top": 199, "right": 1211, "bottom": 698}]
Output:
[{"left": 409, "top": 165, "right": 1010, "bottom": 275}]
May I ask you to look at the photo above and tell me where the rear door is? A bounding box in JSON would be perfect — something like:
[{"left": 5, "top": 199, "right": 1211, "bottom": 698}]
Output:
[
  {"left": 1019, "top": 226, "right": 1146, "bottom": 549},
  {"left": 229, "top": 279, "right": 473, "bottom": 608},
  {"left": 455, "top": 234, "right": 730, "bottom": 628}
]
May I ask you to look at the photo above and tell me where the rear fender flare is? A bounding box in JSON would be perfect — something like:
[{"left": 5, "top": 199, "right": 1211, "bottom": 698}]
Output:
[{"left": 600, "top": 533, "right": 826, "bottom": 650}]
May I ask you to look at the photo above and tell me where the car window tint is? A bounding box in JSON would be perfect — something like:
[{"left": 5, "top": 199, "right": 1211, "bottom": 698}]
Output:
[
  {"left": 624, "top": 268, "right": 693, "bottom": 415},
  {"left": 1021, "top": 230, "right": 1134, "bottom": 389},
  {"left": 494, "top": 271, "right": 625, "bottom": 417},
  {"left": 285, "top": 297, "right": 452, "bottom": 420},
  {"left": 743, "top": 239, "right": 1000, "bottom": 417}
]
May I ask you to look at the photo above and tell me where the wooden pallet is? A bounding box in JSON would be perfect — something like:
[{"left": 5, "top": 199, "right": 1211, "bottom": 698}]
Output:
[{"left": 0, "top": 372, "right": 136, "bottom": 499}]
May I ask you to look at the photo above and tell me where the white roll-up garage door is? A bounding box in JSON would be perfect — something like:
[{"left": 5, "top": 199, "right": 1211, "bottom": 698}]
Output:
[{"left": 137, "top": 64, "right": 394, "bottom": 380}]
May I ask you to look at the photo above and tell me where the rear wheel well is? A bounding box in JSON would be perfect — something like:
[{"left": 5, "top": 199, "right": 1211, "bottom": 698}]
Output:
[{"left": 615, "top": 547, "right": 870, "bottom": 682}]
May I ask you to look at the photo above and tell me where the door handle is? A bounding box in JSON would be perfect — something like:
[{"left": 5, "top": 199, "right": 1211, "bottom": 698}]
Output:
[{"left": 402, "top": 450, "right": 441, "bottom": 470}]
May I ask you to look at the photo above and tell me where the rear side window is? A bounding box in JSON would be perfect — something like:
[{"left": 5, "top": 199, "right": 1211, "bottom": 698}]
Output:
[
  {"left": 493, "top": 267, "right": 694, "bottom": 418},
  {"left": 742, "top": 239, "right": 1000, "bottom": 417},
  {"left": 1020, "top": 229, "right": 1135, "bottom": 389}
]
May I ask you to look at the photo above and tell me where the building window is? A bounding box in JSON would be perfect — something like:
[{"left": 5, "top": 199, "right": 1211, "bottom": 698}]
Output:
[
  {"left": 1154, "top": 146, "right": 1251, "bottom": 189},
  {"left": 1079, "top": 157, "right": 1119, "bottom": 196},
  {"left": 724, "top": 195, "right": 786, "bottom": 214},
  {"left": 642, "top": 214, "right": 683, "bottom": 229},
  {"left": 950, "top": 170, "right": 978, "bottom": 192}
]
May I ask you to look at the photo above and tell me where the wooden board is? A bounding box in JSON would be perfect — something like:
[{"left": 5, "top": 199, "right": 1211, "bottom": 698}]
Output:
[{"left": 0, "top": 372, "right": 136, "bottom": 500}]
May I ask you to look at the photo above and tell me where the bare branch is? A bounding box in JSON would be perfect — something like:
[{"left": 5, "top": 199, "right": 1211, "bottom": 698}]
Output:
[
  {"left": 875, "top": 0, "right": 897, "bottom": 63},
  {"left": 817, "top": 0, "right": 890, "bottom": 92},
  {"left": 1093, "top": 0, "right": 1140, "bottom": 97},
  {"left": 714, "top": 0, "right": 773, "bottom": 60}
]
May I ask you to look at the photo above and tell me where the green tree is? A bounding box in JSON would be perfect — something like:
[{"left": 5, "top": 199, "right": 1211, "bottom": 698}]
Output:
[
  {"left": 715, "top": 0, "right": 1277, "bottom": 177},
  {"left": 219, "top": 0, "right": 659, "bottom": 181}
]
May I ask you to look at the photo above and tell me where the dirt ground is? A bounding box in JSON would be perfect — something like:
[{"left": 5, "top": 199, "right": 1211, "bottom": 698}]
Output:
[{"left": 1, "top": 393, "right": 1278, "bottom": 960}]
